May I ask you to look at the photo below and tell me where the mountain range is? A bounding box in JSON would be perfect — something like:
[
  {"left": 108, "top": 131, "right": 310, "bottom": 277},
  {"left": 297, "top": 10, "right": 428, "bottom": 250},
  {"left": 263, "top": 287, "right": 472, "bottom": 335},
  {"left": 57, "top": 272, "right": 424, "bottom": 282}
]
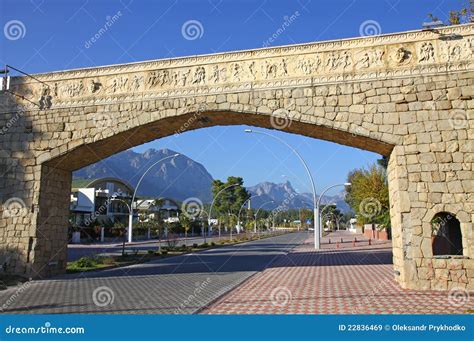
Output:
[{"left": 73, "top": 148, "right": 350, "bottom": 212}]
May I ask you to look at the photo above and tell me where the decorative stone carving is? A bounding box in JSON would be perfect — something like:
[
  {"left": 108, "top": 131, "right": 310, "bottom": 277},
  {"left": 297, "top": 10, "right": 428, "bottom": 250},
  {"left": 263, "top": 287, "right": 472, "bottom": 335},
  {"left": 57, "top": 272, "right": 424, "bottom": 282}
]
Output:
[
  {"left": 2, "top": 24, "right": 473, "bottom": 112},
  {"left": 232, "top": 63, "right": 242, "bottom": 82},
  {"left": 147, "top": 70, "right": 169, "bottom": 88},
  {"left": 419, "top": 42, "right": 435, "bottom": 63},
  {"left": 63, "top": 80, "right": 84, "bottom": 97},
  {"left": 192, "top": 66, "right": 206, "bottom": 85},
  {"left": 109, "top": 76, "right": 128, "bottom": 93},
  {"left": 356, "top": 49, "right": 384, "bottom": 69},
  {"left": 88, "top": 79, "right": 102, "bottom": 93},
  {"left": 130, "top": 75, "right": 143, "bottom": 91},
  {"left": 297, "top": 55, "right": 321, "bottom": 75},
  {"left": 393, "top": 47, "right": 412, "bottom": 64},
  {"left": 326, "top": 51, "right": 352, "bottom": 71},
  {"left": 248, "top": 61, "right": 257, "bottom": 79}
]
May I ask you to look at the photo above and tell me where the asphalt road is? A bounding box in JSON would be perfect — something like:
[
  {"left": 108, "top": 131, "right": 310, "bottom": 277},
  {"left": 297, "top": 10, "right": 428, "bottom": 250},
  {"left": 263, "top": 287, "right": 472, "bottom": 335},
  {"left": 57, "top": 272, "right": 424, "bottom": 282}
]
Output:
[
  {"left": 0, "top": 232, "right": 306, "bottom": 314},
  {"left": 67, "top": 234, "right": 252, "bottom": 261}
]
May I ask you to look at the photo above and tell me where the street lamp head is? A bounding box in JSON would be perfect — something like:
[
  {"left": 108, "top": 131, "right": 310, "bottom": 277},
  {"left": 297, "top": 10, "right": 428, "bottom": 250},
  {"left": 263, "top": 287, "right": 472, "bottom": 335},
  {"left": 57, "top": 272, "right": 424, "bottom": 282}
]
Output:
[
  {"left": 344, "top": 182, "right": 352, "bottom": 186},
  {"left": 173, "top": 153, "right": 180, "bottom": 157},
  {"left": 244, "top": 129, "right": 253, "bottom": 133}
]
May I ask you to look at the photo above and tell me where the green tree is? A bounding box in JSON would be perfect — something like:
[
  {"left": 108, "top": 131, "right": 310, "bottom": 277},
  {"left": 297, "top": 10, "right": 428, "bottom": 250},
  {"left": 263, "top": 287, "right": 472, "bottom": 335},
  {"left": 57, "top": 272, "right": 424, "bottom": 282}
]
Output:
[
  {"left": 180, "top": 214, "right": 191, "bottom": 242},
  {"left": 428, "top": 0, "right": 473, "bottom": 25},
  {"left": 211, "top": 176, "right": 250, "bottom": 234},
  {"left": 345, "top": 163, "right": 390, "bottom": 228}
]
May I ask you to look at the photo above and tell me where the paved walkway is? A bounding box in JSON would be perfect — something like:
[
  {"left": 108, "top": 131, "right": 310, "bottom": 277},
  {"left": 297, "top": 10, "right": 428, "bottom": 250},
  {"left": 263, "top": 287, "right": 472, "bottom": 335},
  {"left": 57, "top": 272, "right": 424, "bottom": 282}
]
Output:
[
  {"left": 0, "top": 232, "right": 305, "bottom": 314},
  {"left": 202, "top": 231, "right": 474, "bottom": 314}
]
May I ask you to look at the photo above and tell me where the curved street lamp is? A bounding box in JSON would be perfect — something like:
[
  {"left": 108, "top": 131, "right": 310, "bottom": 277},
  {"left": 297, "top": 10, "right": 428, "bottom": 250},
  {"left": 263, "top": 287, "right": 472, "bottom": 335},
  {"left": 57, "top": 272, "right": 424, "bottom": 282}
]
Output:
[
  {"left": 237, "top": 194, "right": 261, "bottom": 234},
  {"left": 254, "top": 200, "right": 274, "bottom": 234},
  {"left": 245, "top": 129, "right": 320, "bottom": 249},
  {"left": 317, "top": 183, "right": 351, "bottom": 238},
  {"left": 110, "top": 197, "right": 131, "bottom": 255},
  {"left": 208, "top": 183, "right": 239, "bottom": 238},
  {"left": 128, "top": 154, "right": 180, "bottom": 243}
]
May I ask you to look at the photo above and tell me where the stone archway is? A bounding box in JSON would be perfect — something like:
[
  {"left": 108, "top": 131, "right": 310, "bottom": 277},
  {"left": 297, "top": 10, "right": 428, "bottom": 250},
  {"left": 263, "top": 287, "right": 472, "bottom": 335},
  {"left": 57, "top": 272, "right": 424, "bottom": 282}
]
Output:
[{"left": 0, "top": 24, "right": 473, "bottom": 291}]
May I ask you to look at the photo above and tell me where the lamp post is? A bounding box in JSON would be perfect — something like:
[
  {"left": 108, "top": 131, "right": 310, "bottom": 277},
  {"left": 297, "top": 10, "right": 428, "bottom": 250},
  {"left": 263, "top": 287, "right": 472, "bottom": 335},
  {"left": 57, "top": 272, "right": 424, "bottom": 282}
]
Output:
[
  {"left": 237, "top": 194, "right": 260, "bottom": 235},
  {"left": 254, "top": 200, "right": 274, "bottom": 235},
  {"left": 208, "top": 183, "right": 239, "bottom": 239},
  {"left": 245, "top": 129, "right": 319, "bottom": 249},
  {"left": 110, "top": 197, "right": 131, "bottom": 256},
  {"left": 128, "top": 154, "right": 179, "bottom": 243},
  {"left": 319, "top": 203, "right": 336, "bottom": 234},
  {"left": 317, "top": 183, "right": 351, "bottom": 239}
]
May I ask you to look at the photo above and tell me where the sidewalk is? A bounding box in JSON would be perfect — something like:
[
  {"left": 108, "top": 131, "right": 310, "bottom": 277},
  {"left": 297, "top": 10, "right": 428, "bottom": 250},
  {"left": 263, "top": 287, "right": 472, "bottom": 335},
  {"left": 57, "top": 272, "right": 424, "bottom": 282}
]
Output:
[{"left": 202, "top": 231, "right": 473, "bottom": 314}]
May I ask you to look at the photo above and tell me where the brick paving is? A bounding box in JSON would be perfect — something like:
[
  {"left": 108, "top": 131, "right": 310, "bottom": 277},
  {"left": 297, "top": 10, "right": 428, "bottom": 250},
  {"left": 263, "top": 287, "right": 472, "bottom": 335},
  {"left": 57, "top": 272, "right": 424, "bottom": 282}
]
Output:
[
  {"left": 202, "top": 231, "right": 474, "bottom": 314},
  {"left": 0, "top": 232, "right": 305, "bottom": 314}
]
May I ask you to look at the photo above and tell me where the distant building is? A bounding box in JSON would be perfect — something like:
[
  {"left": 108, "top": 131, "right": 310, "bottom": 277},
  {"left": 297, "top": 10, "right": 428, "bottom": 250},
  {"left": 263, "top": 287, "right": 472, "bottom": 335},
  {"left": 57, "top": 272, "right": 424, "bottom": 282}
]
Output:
[
  {"left": 135, "top": 198, "right": 180, "bottom": 223},
  {"left": 70, "top": 178, "right": 134, "bottom": 227}
]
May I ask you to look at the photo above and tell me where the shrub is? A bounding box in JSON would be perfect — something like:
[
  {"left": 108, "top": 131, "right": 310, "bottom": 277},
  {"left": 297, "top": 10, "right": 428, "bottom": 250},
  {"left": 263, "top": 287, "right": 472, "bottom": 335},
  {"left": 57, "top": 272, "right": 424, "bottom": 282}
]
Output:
[
  {"left": 201, "top": 242, "right": 209, "bottom": 248},
  {"left": 75, "top": 257, "right": 97, "bottom": 268},
  {"left": 161, "top": 250, "right": 168, "bottom": 255},
  {"left": 210, "top": 242, "right": 216, "bottom": 246},
  {"left": 192, "top": 243, "right": 198, "bottom": 248}
]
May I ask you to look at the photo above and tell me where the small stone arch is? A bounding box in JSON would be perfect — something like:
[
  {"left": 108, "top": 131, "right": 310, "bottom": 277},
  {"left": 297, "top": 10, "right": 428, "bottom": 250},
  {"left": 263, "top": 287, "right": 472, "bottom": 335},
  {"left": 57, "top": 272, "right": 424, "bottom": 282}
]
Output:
[{"left": 431, "top": 212, "right": 463, "bottom": 256}]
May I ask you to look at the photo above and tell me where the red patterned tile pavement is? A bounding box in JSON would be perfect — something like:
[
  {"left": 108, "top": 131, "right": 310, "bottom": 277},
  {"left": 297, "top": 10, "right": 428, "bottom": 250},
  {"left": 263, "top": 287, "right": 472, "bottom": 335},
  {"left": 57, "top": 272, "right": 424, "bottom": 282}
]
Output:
[{"left": 201, "top": 231, "right": 473, "bottom": 314}]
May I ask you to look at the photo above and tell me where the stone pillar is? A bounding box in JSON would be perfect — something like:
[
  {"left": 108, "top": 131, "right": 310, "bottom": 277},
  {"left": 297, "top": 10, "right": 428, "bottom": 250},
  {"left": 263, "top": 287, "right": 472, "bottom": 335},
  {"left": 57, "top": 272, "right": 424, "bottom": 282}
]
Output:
[{"left": 0, "top": 162, "right": 71, "bottom": 279}]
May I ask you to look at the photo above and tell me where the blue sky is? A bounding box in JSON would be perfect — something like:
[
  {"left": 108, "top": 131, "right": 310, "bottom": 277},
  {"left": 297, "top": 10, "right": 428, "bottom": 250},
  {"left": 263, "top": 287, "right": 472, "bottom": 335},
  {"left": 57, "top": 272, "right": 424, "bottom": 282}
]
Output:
[{"left": 1, "top": 0, "right": 461, "bottom": 193}]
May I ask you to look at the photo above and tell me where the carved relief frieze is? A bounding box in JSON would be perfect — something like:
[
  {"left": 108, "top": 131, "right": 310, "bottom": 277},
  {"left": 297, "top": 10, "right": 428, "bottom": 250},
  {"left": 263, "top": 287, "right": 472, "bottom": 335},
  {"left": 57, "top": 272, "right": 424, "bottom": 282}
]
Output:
[{"left": 3, "top": 24, "right": 473, "bottom": 111}]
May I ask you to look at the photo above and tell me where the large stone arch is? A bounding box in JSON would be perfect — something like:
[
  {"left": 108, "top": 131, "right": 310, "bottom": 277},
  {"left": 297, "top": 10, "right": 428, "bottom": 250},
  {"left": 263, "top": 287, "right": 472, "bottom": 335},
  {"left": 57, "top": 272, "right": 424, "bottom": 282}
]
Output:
[{"left": 0, "top": 24, "right": 473, "bottom": 291}]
